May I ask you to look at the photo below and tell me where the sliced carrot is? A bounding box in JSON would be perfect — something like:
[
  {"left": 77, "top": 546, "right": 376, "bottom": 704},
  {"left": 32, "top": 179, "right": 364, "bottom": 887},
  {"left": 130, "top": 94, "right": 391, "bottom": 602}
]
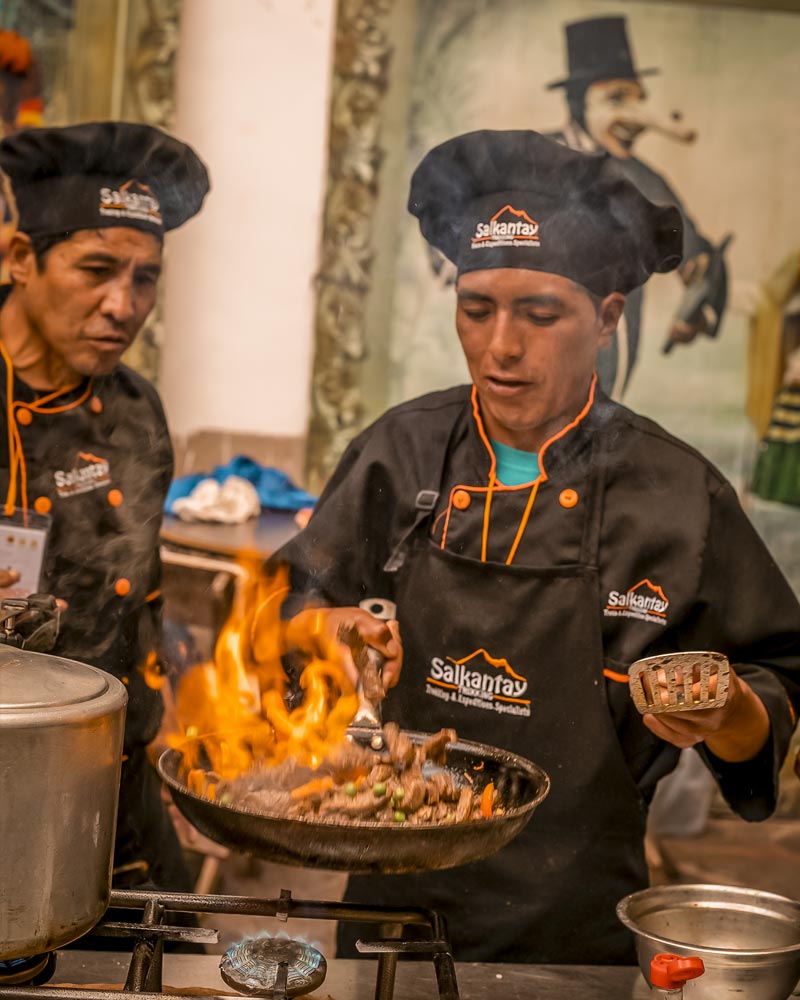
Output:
[
  {"left": 290, "top": 776, "right": 335, "bottom": 800},
  {"left": 480, "top": 782, "right": 495, "bottom": 818},
  {"left": 187, "top": 768, "right": 207, "bottom": 797}
]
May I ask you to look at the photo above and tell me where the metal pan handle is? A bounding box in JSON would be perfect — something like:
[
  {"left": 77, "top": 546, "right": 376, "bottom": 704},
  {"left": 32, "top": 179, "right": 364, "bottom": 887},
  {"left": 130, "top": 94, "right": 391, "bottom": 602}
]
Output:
[{"left": 345, "top": 598, "right": 397, "bottom": 750}]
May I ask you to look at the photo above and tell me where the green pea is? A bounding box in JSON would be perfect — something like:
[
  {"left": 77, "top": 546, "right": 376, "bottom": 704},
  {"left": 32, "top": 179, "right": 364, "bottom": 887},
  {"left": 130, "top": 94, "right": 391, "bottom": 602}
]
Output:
[
  {"left": 394, "top": 810, "right": 406, "bottom": 823},
  {"left": 344, "top": 782, "right": 357, "bottom": 798},
  {"left": 392, "top": 787, "right": 405, "bottom": 802},
  {"left": 220, "top": 792, "right": 233, "bottom": 805},
  {"left": 373, "top": 782, "right": 387, "bottom": 797}
]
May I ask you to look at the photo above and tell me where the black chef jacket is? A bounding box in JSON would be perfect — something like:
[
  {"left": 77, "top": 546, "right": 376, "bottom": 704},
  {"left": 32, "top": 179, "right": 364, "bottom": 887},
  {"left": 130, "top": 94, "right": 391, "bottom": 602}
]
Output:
[
  {"left": 0, "top": 285, "right": 188, "bottom": 890},
  {"left": 276, "top": 383, "right": 800, "bottom": 819}
]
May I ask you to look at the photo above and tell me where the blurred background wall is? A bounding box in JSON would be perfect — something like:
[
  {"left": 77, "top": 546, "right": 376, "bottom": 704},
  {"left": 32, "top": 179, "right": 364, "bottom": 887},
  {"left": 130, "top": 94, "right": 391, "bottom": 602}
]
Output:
[{"left": 2, "top": 0, "right": 799, "bottom": 584}]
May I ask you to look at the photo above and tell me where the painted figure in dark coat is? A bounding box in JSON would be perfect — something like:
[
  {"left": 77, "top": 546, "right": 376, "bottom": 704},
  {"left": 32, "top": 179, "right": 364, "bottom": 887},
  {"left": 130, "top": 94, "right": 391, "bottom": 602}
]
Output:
[{"left": 544, "top": 15, "right": 729, "bottom": 396}]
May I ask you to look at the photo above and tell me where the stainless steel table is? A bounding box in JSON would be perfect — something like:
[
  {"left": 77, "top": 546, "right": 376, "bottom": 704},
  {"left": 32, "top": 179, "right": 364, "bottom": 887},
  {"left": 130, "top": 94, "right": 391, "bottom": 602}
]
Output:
[{"left": 161, "top": 510, "right": 300, "bottom": 560}]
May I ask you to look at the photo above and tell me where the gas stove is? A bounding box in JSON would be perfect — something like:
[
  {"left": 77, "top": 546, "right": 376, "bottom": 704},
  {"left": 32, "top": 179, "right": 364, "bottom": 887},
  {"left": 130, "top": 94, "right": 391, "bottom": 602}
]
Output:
[
  {"left": 0, "top": 887, "right": 459, "bottom": 1000},
  {"left": 0, "top": 888, "right": 649, "bottom": 999}
]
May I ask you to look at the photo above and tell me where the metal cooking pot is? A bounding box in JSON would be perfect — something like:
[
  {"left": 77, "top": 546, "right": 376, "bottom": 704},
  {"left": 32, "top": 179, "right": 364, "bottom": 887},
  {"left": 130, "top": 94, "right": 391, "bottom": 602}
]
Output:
[
  {"left": 617, "top": 883, "right": 800, "bottom": 1000},
  {"left": 0, "top": 647, "right": 127, "bottom": 959}
]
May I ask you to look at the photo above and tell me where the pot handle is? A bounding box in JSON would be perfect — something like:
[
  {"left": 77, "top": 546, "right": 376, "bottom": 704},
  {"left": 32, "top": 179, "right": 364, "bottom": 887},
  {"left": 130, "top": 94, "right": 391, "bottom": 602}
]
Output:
[{"left": 650, "top": 953, "right": 705, "bottom": 993}]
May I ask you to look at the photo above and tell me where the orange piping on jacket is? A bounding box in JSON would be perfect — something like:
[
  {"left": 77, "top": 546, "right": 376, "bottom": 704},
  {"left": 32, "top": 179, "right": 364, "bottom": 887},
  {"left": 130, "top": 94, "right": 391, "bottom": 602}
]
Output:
[
  {"left": 1, "top": 340, "right": 93, "bottom": 520},
  {"left": 440, "top": 376, "right": 598, "bottom": 563}
]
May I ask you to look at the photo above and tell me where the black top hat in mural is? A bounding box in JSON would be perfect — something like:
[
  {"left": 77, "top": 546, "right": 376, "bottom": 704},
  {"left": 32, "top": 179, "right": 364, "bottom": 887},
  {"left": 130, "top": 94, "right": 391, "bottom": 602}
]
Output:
[{"left": 546, "top": 15, "right": 659, "bottom": 90}]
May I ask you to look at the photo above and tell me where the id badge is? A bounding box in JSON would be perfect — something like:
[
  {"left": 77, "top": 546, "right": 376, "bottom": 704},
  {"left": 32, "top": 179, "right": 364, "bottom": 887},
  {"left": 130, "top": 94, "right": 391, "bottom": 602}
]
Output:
[{"left": 0, "top": 509, "right": 51, "bottom": 598}]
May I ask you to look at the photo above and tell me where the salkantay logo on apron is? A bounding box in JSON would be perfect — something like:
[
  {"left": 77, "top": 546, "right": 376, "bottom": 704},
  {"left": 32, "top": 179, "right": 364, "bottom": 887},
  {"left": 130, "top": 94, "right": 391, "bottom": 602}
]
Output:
[
  {"left": 426, "top": 648, "right": 531, "bottom": 718},
  {"left": 603, "top": 578, "right": 669, "bottom": 627},
  {"left": 53, "top": 451, "right": 111, "bottom": 498}
]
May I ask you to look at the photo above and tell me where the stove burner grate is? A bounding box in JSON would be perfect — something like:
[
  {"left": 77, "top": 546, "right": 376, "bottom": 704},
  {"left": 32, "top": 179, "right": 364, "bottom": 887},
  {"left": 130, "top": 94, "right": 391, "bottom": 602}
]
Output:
[
  {"left": 0, "top": 887, "right": 459, "bottom": 1000},
  {"left": 220, "top": 935, "right": 326, "bottom": 998}
]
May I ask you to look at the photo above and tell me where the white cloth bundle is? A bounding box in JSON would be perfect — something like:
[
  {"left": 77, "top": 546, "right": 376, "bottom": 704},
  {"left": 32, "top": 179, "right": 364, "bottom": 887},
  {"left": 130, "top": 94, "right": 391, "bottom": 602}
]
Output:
[{"left": 172, "top": 476, "right": 261, "bottom": 524}]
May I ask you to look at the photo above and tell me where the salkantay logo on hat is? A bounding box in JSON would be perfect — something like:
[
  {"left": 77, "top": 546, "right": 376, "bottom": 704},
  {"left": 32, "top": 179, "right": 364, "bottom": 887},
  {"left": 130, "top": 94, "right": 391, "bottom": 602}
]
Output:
[
  {"left": 426, "top": 647, "right": 531, "bottom": 717},
  {"left": 604, "top": 578, "right": 669, "bottom": 627},
  {"left": 99, "top": 179, "right": 162, "bottom": 226},
  {"left": 471, "top": 204, "right": 540, "bottom": 251},
  {"left": 54, "top": 451, "right": 111, "bottom": 499}
]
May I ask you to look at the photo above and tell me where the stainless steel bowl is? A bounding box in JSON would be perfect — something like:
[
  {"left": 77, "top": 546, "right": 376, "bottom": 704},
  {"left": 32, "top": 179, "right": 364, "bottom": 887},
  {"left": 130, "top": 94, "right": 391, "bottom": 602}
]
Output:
[{"left": 617, "top": 884, "right": 800, "bottom": 999}]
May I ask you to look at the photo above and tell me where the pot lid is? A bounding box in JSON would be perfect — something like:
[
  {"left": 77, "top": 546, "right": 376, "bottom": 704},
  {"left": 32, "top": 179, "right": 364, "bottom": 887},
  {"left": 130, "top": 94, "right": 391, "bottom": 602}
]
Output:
[{"left": 0, "top": 647, "right": 110, "bottom": 710}]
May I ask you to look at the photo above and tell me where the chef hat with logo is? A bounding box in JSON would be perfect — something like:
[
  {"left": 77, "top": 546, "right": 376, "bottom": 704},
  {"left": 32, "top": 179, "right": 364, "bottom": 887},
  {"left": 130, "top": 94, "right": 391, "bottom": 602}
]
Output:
[
  {"left": 408, "top": 129, "right": 682, "bottom": 296},
  {"left": 0, "top": 120, "right": 210, "bottom": 238}
]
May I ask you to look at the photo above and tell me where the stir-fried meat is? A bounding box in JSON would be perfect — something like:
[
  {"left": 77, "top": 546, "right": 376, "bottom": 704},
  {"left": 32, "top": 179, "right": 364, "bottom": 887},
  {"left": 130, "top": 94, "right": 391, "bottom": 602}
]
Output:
[
  {"left": 420, "top": 728, "right": 457, "bottom": 764},
  {"left": 383, "top": 722, "right": 416, "bottom": 769},
  {"left": 239, "top": 787, "right": 294, "bottom": 814},
  {"left": 371, "top": 763, "right": 395, "bottom": 783},
  {"left": 316, "top": 788, "right": 392, "bottom": 819},
  {"left": 324, "top": 741, "right": 377, "bottom": 782},
  {"left": 208, "top": 725, "right": 498, "bottom": 827},
  {"left": 425, "top": 769, "right": 456, "bottom": 805},
  {"left": 454, "top": 786, "right": 474, "bottom": 823},
  {"left": 399, "top": 764, "right": 427, "bottom": 812}
]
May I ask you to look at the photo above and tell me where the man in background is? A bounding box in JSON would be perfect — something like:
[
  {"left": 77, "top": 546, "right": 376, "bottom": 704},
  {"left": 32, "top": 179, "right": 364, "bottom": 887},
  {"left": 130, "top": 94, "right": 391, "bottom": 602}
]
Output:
[{"left": 0, "top": 121, "right": 209, "bottom": 889}]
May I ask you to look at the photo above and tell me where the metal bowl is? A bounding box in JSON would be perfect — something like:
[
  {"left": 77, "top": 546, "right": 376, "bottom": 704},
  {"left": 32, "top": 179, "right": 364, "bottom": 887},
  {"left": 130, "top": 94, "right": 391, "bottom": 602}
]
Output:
[{"left": 617, "top": 884, "right": 800, "bottom": 999}]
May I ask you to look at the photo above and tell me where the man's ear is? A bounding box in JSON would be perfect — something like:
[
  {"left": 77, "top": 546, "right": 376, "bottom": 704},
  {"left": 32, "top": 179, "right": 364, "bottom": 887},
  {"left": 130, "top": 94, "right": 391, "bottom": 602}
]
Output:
[
  {"left": 597, "top": 292, "right": 625, "bottom": 347},
  {"left": 6, "top": 232, "right": 37, "bottom": 286}
]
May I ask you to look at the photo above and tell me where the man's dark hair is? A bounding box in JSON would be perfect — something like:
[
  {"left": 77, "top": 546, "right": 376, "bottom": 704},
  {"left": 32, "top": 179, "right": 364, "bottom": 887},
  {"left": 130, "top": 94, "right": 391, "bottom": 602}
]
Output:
[
  {"left": 569, "top": 279, "right": 604, "bottom": 313},
  {"left": 30, "top": 231, "right": 73, "bottom": 271}
]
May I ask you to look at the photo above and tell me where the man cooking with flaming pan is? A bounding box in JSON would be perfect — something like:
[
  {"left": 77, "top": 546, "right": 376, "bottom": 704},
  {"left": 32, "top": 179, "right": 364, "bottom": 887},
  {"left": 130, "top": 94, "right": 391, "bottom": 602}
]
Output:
[
  {"left": 269, "top": 130, "right": 800, "bottom": 964},
  {"left": 0, "top": 122, "right": 209, "bottom": 891}
]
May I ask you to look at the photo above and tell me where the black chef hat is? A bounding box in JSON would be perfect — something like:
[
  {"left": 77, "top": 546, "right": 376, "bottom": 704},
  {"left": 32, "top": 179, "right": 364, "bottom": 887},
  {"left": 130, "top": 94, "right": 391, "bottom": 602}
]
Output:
[
  {"left": 0, "top": 120, "right": 210, "bottom": 238},
  {"left": 408, "top": 129, "right": 682, "bottom": 297}
]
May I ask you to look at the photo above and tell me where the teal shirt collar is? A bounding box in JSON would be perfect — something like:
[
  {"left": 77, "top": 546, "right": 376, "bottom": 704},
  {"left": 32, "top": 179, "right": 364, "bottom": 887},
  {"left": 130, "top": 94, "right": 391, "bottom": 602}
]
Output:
[{"left": 490, "top": 438, "right": 540, "bottom": 486}]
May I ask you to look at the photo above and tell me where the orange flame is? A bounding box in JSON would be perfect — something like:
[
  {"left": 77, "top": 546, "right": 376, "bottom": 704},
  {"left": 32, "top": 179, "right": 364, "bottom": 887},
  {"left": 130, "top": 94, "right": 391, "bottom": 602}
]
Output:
[
  {"left": 167, "top": 562, "right": 359, "bottom": 784},
  {"left": 141, "top": 650, "right": 166, "bottom": 690}
]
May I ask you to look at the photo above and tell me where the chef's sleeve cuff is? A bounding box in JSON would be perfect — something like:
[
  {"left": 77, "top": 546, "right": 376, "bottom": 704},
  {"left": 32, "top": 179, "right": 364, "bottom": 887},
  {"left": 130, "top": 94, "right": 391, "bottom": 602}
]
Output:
[{"left": 697, "top": 672, "right": 795, "bottom": 821}]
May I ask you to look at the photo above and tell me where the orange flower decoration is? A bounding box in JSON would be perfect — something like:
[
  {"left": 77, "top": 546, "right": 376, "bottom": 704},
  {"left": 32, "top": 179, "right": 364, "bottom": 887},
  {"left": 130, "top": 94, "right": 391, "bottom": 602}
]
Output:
[{"left": 0, "top": 31, "right": 33, "bottom": 75}]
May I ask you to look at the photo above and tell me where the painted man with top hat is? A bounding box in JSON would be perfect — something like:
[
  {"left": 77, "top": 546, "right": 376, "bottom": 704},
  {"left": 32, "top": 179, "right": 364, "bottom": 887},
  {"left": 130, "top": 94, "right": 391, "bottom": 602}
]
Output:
[{"left": 545, "top": 15, "right": 730, "bottom": 397}]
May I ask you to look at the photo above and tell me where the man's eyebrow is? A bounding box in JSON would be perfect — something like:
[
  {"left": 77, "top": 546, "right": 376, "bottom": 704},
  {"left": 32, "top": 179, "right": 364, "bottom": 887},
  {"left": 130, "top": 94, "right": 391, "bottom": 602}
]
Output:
[
  {"left": 456, "top": 289, "right": 493, "bottom": 302},
  {"left": 75, "top": 252, "right": 161, "bottom": 274},
  {"left": 75, "top": 252, "right": 120, "bottom": 265},
  {"left": 513, "top": 294, "right": 565, "bottom": 308}
]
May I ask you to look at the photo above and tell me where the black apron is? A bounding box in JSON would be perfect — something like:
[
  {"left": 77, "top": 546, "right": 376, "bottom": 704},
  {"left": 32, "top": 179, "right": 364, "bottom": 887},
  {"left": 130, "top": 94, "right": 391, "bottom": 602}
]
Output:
[{"left": 342, "top": 439, "right": 647, "bottom": 964}]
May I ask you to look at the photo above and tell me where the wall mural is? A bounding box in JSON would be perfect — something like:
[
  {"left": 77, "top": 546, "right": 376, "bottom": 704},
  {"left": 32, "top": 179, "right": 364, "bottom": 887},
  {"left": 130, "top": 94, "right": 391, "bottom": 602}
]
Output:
[{"left": 378, "top": 0, "right": 800, "bottom": 589}]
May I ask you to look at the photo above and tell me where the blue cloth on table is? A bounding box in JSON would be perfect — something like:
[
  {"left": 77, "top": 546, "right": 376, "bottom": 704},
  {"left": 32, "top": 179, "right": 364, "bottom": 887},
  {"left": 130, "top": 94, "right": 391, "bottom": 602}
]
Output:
[{"left": 165, "top": 455, "right": 316, "bottom": 513}]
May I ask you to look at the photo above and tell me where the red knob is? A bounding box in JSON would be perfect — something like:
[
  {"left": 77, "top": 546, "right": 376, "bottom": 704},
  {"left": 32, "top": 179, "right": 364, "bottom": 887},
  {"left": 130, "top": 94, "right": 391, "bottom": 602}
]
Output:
[{"left": 651, "top": 953, "right": 705, "bottom": 988}]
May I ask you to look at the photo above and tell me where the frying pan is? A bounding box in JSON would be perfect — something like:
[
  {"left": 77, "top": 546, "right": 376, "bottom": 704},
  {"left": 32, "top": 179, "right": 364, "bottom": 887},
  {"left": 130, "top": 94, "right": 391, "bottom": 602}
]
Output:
[{"left": 158, "top": 732, "right": 549, "bottom": 874}]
